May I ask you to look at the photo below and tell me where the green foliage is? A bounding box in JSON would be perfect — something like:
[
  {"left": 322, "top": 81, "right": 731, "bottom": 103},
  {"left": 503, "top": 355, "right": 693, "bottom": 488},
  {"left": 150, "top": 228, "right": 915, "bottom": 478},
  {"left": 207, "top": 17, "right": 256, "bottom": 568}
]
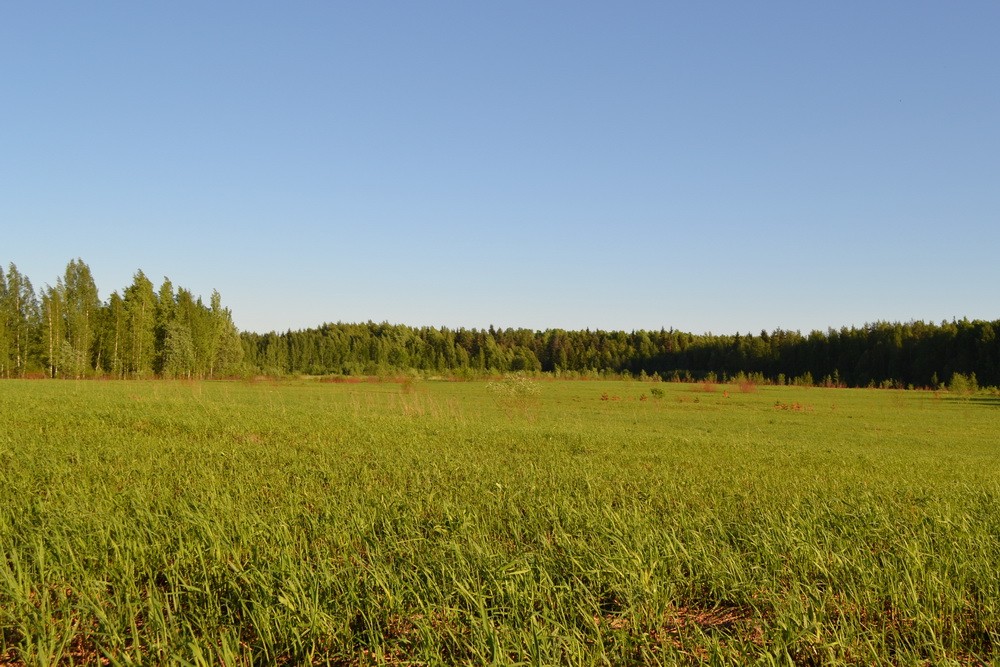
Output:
[
  {"left": 793, "top": 371, "right": 814, "bottom": 387},
  {"left": 99, "top": 291, "right": 127, "bottom": 377},
  {"left": 40, "top": 281, "right": 65, "bottom": 377},
  {"left": 242, "top": 319, "right": 1000, "bottom": 389},
  {"left": 3, "top": 264, "right": 39, "bottom": 377},
  {"left": 162, "top": 320, "right": 196, "bottom": 378},
  {"left": 3, "top": 259, "right": 1000, "bottom": 389},
  {"left": 948, "top": 372, "right": 979, "bottom": 396},
  {"left": 61, "top": 258, "right": 101, "bottom": 377},
  {"left": 0, "top": 268, "right": 7, "bottom": 375},
  {"left": 123, "top": 270, "right": 157, "bottom": 376},
  {"left": 0, "top": 259, "right": 244, "bottom": 379}
]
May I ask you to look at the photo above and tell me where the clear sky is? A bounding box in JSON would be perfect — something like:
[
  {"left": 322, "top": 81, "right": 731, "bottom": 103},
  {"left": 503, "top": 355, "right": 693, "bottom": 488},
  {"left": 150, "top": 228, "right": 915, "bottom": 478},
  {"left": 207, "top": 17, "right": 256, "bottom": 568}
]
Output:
[{"left": 2, "top": 2, "right": 998, "bottom": 335}]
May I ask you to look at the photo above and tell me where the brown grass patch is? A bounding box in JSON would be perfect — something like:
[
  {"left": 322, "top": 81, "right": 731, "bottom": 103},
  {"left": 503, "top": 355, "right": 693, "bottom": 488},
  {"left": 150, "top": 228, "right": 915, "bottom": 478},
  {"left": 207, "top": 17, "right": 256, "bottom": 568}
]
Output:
[
  {"left": 318, "top": 376, "right": 367, "bottom": 384},
  {"left": 773, "top": 401, "right": 812, "bottom": 412},
  {"left": 593, "top": 602, "right": 763, "bottom": 663}
]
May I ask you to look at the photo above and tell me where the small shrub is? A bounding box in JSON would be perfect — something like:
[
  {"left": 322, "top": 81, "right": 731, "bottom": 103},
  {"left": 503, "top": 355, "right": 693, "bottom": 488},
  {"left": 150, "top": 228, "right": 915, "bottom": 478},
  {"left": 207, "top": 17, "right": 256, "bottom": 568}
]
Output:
[
  {"left": 487, "top": 374, "right": 541, "bottom": 418},
  {"left": 949, "top": 372, "right": 978, "bottom": 397},
  {"left": 793, "top": 372, "right": 814, "bottom": 387}
]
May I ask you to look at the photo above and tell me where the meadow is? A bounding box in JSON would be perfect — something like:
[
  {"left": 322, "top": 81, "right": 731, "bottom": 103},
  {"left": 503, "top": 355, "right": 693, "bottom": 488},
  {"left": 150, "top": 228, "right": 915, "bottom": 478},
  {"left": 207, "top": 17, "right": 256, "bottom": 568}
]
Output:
[{"left": 1, "top": 378, "right": 999, "bottom": 665}]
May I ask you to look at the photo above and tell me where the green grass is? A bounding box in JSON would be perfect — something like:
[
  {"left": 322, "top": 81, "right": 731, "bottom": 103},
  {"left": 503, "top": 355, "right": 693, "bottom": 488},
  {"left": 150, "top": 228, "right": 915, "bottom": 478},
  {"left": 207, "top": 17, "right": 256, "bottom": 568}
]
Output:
[{"left": 1, "top": 378, "right": 999, "bottom": 665}]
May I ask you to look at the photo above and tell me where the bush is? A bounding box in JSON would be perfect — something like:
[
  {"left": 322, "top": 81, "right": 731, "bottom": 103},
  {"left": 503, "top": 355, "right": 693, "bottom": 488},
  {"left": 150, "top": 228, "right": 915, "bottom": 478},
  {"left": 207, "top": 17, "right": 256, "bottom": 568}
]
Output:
[
  {"left": 949, "top": 372, "right": 978, "bottom": 397},
  {"left": 793, "top": 372, "right": 814, "bottom": 387},
  {"left": 487, "top": 374, "right": 541, "bottom": 419}
]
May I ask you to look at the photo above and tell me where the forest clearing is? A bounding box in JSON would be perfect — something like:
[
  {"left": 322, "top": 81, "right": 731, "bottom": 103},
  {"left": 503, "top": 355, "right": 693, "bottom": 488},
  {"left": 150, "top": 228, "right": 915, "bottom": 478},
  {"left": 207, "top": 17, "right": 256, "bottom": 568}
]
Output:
[{"left": 2, "top": 378, "right": 998, "bottom": 665}]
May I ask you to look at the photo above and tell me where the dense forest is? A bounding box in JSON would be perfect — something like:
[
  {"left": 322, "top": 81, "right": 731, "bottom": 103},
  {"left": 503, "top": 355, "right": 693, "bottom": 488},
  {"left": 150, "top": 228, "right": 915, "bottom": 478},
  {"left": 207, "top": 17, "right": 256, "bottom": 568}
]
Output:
[
  {"left": 2, "top": 259, "right": 998, "bottom": 388},
  {"left": 242, "top": 319, "right": 999, "bottom": 389}
]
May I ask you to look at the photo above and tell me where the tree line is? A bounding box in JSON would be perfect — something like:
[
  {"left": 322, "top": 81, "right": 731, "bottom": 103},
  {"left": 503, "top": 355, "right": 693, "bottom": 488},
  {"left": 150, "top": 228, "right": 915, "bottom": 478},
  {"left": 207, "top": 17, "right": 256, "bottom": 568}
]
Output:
[
  {"left": 0, "top": 260, "right": 243, "bottom": 379},
  {"left": 242, "top": 319, "right": 1000, "bottom": 389},
  {"left": 3, "top": 259, "right": 998, "bottom": 387}
]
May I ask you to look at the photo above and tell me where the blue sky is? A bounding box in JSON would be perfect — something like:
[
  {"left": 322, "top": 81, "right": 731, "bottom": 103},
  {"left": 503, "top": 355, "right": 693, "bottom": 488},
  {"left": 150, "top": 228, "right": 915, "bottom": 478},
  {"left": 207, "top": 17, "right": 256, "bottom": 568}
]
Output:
[{"left": 2, "top": 2, "right": 997, "bottom": 334}]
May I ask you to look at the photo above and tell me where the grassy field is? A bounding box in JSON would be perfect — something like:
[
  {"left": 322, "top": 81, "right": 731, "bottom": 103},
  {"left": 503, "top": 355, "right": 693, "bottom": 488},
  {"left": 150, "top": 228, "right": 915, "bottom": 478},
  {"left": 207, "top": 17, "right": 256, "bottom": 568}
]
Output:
[{"left": 1, "top": 378, "right": 999, "bottom": 665}]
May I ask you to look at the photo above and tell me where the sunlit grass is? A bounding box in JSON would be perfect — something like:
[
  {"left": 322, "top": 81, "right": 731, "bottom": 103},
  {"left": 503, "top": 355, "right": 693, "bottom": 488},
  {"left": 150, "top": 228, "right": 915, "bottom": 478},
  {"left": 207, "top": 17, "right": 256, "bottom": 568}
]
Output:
[{"left": 1, "top": 379, "right": 999, "bottom": 664}]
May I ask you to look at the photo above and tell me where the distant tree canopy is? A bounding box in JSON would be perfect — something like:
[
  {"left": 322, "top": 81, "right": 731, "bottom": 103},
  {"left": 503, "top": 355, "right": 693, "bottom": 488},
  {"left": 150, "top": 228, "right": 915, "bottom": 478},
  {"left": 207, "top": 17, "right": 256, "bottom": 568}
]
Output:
[
  {"left": 2, "top": 259, "right": 998, "bottom": 387},
  {"left": 240, "top": 319, "right": 1000, "bottom": 388}
]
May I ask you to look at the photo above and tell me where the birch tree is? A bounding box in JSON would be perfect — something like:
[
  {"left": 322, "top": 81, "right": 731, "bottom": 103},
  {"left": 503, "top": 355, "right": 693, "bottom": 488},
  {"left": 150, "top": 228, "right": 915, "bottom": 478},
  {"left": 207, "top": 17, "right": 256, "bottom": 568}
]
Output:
[
  {"left": 62, "top": 259, "right": 101, "bottom": 377},
  {"left": 123, "top": 271, "right": 157, "bottom": 377},
  {"left": 154, "top": 279, "right": 175, "bottom": 374},
  {"left": 208, "top": 290, "right": 244, "bottom": 377},
  {"left": 41, "top": 281, "right": 65, "bottom": 378},
  {"left": 0, "top": 267, "right": 9, "bottom": 377},
  {"left": 0, "top": 264, "right": 38, "bottom": 377},
  {"left": 99, "top": 292, "right": 127, "bottom": 377}
]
